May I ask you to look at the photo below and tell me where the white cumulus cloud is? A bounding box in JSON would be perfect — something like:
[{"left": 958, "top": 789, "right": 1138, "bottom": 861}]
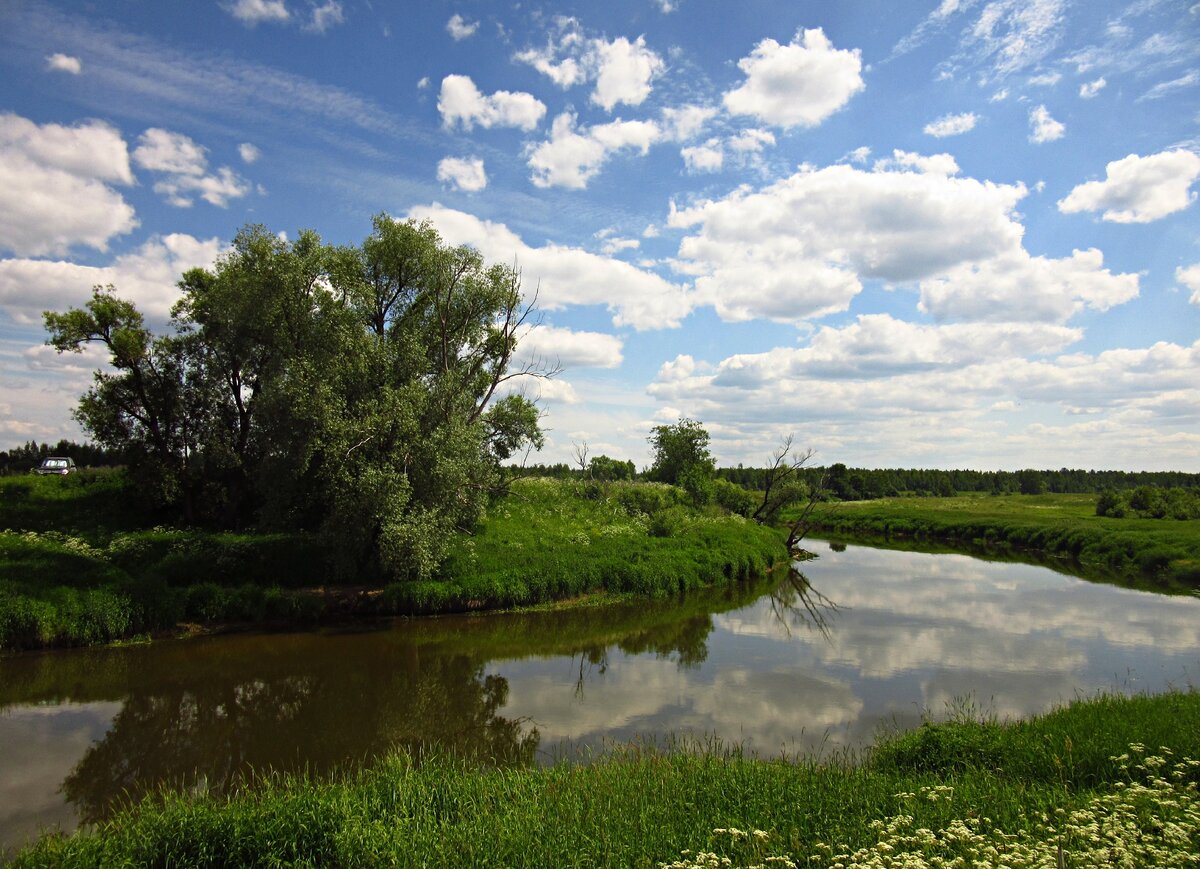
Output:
[
  {"left": 526, "top": 112, "right": 661, "bottom": 189},
  {"left": 723, "top": 28, "right": 864, "bottom": 129},
  {"left": 238, "top": 142, "right": 261, "bottom": 164},
  {"left": 0, "top": 113, "right": 136, "bottom": 256},
  {"left": 133, "top": 128, "right": 250, "bottom": 208},
  {"left": 227, "top": 0, "right": 289, "bottom": 25},
  {"left": 0, "top": 233, "right": 225, "bottom": 324},
  {"left": 1057, "top": 149, "right": 1200, "bottom": 223},
  {"left": 437, "top": 156, "right": 487, "bottom": 192},
  {"left": 514, "top": 18, "right": 665, "bottom": 111},
  {"left": 437, "top": 75, "right": 546, "bottom": 131},
  {"left": 1079, "top": 77, "right": 1106, "bottom": 98},
  {"left": 45, "top": 53, "right": 81, "bottom": 74},
  {"left": 681, "top": 140, "right": 723, "bottom": 173},
  {"left": 591, "top": 36, "right": 665, "bottom": 110},
  {"left": 515, "top": 324, "right": 624, "bottom": 369},
  {"left": 661, "top": 105, "right": 717, "bottom": 141},
  {"left": 924, "top": 112, "right": 978, "bottom": 137},
  {"left": 446, "top": 14, "right": 478, "bottom": 41},
  {"left": 133, "top": 128, "right": 208, "bottom": 175},
  {"left": 919, "top": 248, "right": 1139, "bottom": 323},
  {"left": 728, "top": 128, "right": 776, "bottom": 153},
  {"left": 667, "top": 154, "right": 1138, "bottom": 328},
  {"left": 1176, "top": 263, "right": 1200, "bottom": 305},
  {"left": 406, "top": 204, "right": 692, "bottom": 330},
  {"left": 1028, "top": 105, "right": 1065, "bottom": 143}
]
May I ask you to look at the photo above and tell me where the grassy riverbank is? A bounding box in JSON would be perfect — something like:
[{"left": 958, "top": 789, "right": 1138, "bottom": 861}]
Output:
[
  {"left": 0, "top": 473, "right": 780, "bottom": 651},
  {"left": 806, "top": 492, "right": 1200, "bottom": 589},
  {"left": 11, "top": 690, "right": 1199, "bottom": 867}
]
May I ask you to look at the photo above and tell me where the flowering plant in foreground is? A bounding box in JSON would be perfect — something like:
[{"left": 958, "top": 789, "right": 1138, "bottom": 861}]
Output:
[{"left": 660, "top": 745, "right": 1200, "bottom": 868}]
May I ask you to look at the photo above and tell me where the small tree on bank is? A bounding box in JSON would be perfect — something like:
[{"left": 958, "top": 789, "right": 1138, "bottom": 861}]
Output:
[{"left": 648, "top": 418, "right": 716, "bottom": 505}]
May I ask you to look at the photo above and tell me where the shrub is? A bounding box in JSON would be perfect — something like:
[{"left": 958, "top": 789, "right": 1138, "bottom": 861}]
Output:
[{"left": 712, "top": 478, "right": 756, "bottom": 517}]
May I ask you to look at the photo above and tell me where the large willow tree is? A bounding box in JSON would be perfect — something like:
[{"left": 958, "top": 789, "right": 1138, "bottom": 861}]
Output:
[{"left": 45, "top": 215, "right": 548, "bottom": 580}]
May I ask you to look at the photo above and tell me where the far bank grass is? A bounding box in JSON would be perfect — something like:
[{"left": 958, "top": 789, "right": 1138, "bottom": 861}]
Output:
[
  {"left": 806, "top": 492, "right": 1200, "bottom": 590},
  {"left": 0, "top": 474, "right": 781, "bottom": 651},
  {"left": 12, "top": 690, "right": 1199, "bottom": 867}
]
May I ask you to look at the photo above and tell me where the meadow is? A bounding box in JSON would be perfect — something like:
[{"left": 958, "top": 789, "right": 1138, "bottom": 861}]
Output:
[
  {"left": 805, "top": 492, "right": 1200, "bottom": 590},
  {"left": 10, "top": 690, "right": 1199, "bottom": 867},
  {"left": 0, "top": 472, "right": 780, "bottom": 651}
]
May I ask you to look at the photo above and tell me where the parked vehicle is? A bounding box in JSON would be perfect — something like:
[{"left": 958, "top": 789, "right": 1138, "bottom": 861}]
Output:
[{"left": 34, "top": 457, "right": 76, "bottom": 475}]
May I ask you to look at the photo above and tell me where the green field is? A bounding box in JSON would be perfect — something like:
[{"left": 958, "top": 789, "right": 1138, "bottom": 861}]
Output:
[
  {"left": 805, "top": 492, "right": 1200, "bottom": 590},
  {"left": 0, "top": 473, "right": 781, "bottom": 651},
  {"left": 11, "top": 690, "right": 1199, "bottom": 867}
]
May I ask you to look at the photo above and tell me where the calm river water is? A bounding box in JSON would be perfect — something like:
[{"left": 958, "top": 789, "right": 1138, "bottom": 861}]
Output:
[{"left": 2, "top": 539, "right": 1199, "bottom": 854}]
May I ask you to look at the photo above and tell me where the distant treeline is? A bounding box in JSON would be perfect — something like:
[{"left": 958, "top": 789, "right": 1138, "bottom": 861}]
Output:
[
  {"left": 511, "top": 460, "right": 1200, "bottom": 500},
  {"left": 0, "top": 440, "right": 124, "bottom": 475}
]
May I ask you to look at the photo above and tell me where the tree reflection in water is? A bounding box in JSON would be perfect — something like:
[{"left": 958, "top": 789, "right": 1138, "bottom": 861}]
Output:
[
  {"left": 0, "top": 575, "right": 776, "bottom": 826},
  {"left": 768, "top": 564, "right": 841, "bottom": 640},
  {"left": 62, "top": 645, "right": 538, "bottom": 823},
  {"left": 572, "top": 611, "right": 716, "bottom": 696}
]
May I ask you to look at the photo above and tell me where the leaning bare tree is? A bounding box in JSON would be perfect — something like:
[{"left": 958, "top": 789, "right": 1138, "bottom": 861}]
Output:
[{"left": 750, "top": 435, "right": 827, "bottom": 552}]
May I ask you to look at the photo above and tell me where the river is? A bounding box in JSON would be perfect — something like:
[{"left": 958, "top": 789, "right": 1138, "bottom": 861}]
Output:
[{"left": 2, "top": 539, "right": 1198, "bottom": 855}]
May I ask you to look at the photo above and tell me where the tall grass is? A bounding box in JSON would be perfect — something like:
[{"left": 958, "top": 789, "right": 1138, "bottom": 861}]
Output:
[
  {"left": 379, "top": 478, "right": 781, "bottom": 614},
  {"left": 12, "top": 691, "right": 1199, "bottom": 867}
]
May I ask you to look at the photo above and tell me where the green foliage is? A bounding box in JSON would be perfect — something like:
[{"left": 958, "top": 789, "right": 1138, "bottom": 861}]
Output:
[
  {"left": 648, "top": 418, "right": 715, "bottom": 485},
  {"left": 1098, "top": 485, "right": 1200, "bottom": 520},
  {"left": 711, "top": 477, "right": 756, "bottom": 517},
  {"left": 587, "top": 454, "right": 635, "bottom": 481},
  {"left": 422, "top": 478, "right": 780, "bottom": 614},
  {"left": 0, "top": 474, "right": 780, "bottom": 649},
  {"left": 42, "top": 216, "right": 546, "bottom": 581},
  {"left": 1017, "top": 468, "right": 1048, "bottom": 495},
  {"left": 678, "top": 464, "right": 714, "bottom": 506},
  {"left": 11, "top": 692, "right": 1199, "bottom": 868}
]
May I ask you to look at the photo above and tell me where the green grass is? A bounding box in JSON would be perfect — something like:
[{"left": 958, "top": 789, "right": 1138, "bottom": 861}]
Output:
[
  {"left": 0, "top": 474, "right": 782, "bottom": 651},
  {"left": 383, "top": 478, "right": 781, "bottom": 614},
  {"left": 804, "top": 492, "right": 1200, "bottom": 589},
  {"left": 11, "top": 691, "right": 1199, "bottom": 867}
]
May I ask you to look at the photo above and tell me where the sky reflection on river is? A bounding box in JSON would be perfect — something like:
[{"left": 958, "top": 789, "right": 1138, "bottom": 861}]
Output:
[
  {"left": 2, "top": 540, "right": 1199, "bottom": 854},
  {"left": 490, "top": 541, "right": 1200, "bottom": 756}
]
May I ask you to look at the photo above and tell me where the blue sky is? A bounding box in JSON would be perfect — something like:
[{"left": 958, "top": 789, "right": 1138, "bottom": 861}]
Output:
[{"left": 1, "top": 0, "right": 1198, "bottom": 470}]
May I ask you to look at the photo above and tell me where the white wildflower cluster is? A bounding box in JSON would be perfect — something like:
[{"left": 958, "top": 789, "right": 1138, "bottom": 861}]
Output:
[
  {"left": 14, "top": 529, "right": 106, "bottom": 560},
  {"left": 105, "top": 532, "right": 152, "bottom": 561},
  {"left": 658, "top": 745, "right": 1200, "bottom": 868},
  {"left": 662, "top": 829, "right": 793, "bottom": 869},
  {"left": 595, "top": 521, "right": 645, "bottom": 538}
]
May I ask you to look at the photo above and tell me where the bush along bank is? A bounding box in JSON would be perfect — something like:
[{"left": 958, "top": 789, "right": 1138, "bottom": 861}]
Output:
[
  {"left": 803, "top": 494, "right": 1200, "bottom": 590},
  {"left": 1, "top": 476, "right": 782, "bottom": 652},
  {"left": 10, "top": 690, "right": 1199, "bottom": 867}
]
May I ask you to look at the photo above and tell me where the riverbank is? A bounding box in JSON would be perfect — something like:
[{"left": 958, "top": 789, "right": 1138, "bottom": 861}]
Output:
[
  {"left": 806, "top": 493, "right": 1200, "bottom": 590},
  {"left": 0, "top": 474, "right": 781, "bottom": 652},
  {"left": 10, "top": 690, "right": 1199, "bottom": 866}
]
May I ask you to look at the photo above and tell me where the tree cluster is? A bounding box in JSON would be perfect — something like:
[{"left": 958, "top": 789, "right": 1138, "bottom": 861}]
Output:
[
  {"left": 44, "top": 216, "right": 547, "bottom": 580},
  {"left": 1096, "top": 486, "right": 1200, "bottom": 520}
]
